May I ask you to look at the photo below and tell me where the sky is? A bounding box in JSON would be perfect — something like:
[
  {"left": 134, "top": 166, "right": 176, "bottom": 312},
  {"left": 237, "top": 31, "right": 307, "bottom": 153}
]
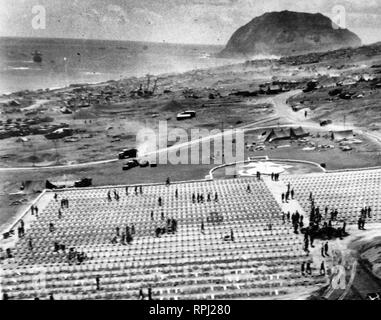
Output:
[{"left": 1, "top": 0, "right": 381, "bottom": 45}]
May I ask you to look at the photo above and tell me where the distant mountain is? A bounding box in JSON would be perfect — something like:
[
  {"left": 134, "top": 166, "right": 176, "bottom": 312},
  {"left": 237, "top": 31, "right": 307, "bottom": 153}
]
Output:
[{"left": 219, "top": 11, "right": 362, "bottom": 58}]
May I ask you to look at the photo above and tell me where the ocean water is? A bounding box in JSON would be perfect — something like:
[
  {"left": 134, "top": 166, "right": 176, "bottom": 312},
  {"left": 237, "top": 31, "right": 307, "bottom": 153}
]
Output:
[{"left": 0, "top": 37, "right": 236, "bottom": 94}]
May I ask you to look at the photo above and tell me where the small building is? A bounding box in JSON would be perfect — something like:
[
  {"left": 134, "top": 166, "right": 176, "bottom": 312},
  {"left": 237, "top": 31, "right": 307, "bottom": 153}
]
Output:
[{"left": 331, "top": 130, "right": 354, "bottom": 142}]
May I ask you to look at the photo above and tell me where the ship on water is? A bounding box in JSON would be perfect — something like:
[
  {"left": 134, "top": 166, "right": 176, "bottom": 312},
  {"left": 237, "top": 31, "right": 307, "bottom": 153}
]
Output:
[{"left": 32, "top": 50, "right": 42, "bottom": 63}]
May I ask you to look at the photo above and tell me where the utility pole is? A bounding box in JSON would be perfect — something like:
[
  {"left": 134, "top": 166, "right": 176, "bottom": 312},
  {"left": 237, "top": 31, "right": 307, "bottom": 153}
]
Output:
[
  {"left": 53, "top": 139, "right": 59, "bottom": 164},
  {"left": 221, "top": 121, "right": 224, "bottom": 163}
]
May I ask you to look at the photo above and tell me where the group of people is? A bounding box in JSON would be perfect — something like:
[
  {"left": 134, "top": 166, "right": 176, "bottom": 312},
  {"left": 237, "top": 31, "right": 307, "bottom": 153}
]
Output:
[
  {"left": 301, "top": 261, "right": 326, "bottom": 276},
  {"left": 192, "top": 192, "right": 219, "bottom": 204},
  {"left": 111, "top": 225, "right": 136, "bottom": 245},
  {"left": 303, "top": 227, "right": 315, "bottom": 252},
  {"left": 270, "top": 172, "right": 280, "bottom": 181},
  {"left": 281, "top": 183, "right": 295, "bottom": 203},
  {"left": 59, "top": 198, "right": 69, "bottom": 209},
  {"left": 139, "top": 287, "right": 153, "bottom": 300},
  {"left": 281, "top": 209, "right": 304, "bottom": 233},
  {"left": 30, "top": 205, "right": 39, "bottom": 216},
  {"left": 291, "top": 211, "right": 304, "bottom": 234},
  {"left": 321, "top": 242, "right": 330, "bottom": 258},
  {"left": 107, "top": 187, "right": 145, "bottom": 202},
  {"left": 155, "top": 218, "right": 178, "bottom": 237},
  {"left": 308, "top": 193, "right": 348, "bottom": 238},
  {"left": 67, "top": 247, "right": 88, "bottom": 265},
  {"left": 358, "top": 206, "right": 372, "bottom": 230},
  {"left": 17, "top": 219, "right": 25, "bottom": 238},
  {"left": 125, "top": 186, "right": 144, "bottom": 197},
  {"left": 107, "top": 189, "right": 121, "bottom": 202}
]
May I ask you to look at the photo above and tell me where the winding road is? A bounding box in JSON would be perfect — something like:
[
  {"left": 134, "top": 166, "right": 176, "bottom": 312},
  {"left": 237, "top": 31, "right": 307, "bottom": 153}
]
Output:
[{"left": 1, "top": 89, "right": 381, "bottom": 172}]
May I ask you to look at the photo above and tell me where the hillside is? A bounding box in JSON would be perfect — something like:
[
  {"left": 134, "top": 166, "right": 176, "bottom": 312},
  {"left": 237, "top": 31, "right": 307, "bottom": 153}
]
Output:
[{"left": 219, "top": 11, "right": 361, "bottom": 58}]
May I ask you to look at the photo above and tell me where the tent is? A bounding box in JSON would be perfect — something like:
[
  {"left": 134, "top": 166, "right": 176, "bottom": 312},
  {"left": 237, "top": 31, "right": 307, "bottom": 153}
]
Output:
[
  {"left": 265, "top": 127, "right": 310, "bottom": 143},
  {"left": 290, "top": 127, "right": 309, "bottom": 139},
  {"left": 265, "top": 128, "right": 291, "bottom": 143}
]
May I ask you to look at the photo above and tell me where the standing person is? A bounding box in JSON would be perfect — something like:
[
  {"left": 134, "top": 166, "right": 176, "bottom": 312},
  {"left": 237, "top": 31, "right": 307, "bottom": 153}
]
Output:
[
  {"left": 139, "top": 289, "right": 145, "bottom": 300},
  {"left": 306, "top": 262, "right": 312, "bottom": 275},
  {"left": 140, "top": 186, "right": 143, "bottom": 195},
  {"left": 291, "top": 189, "right": 295, "bottom": 200},
  {"left": 321, "top": 243, "right": 325, "bottom": 258},
  {"left": 301, "top": 262, "right": 306, "bottom": 276},
  {"left": 54, "top": 193, "right": 58, "bottom": 201},
  {"left": 358, "top": 217, "right": 362, "bottom": 230},
  {"left": 125, "top": 186, "right": 129, "bottom": 196},
  {"left": 230, "top": 229, "right": 234, "bottom": 242},
  {"left": 28, "top": 238, "right": 33, "bottom": 250},
  {"left": 201, "top": 221, "right": 205, "bottom": 233},
  {"left": 166, "top": 177, "right": 171, "bottom": 186},
  {"left": 320, "top": 261, "right": 326, "bottom": 276},
  {"left": 214, "top": 193, "right": 218, "bottom": 202},
  {"left": 158, "top": 197, "right": 162, "bottom": 207},
  {"left": 148, "top": 287, "right": 153, "bottom": 300},
  {"left": 175, "top": 189, "right": 178, "bottom": 199},
  {"left": 151, "top": 211, "right": 154, "bottom": 221},
  {"left": 281, "top": 193, "right": 285, "bottom": 203},
  {"left": 324, "top": 242, "right": 329, "bottom": 256},
  {"left": 299, "top": 215, "right": 304, "bottom": 228},
  {"left": 310, "top": 234, "right": 315, "bottom": 248},
  {"left": 96, "top": 276, "right": 101, "bottom": 290},
  {"left": 304, "top": 237, "right": 309, "bottom": 252}
]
